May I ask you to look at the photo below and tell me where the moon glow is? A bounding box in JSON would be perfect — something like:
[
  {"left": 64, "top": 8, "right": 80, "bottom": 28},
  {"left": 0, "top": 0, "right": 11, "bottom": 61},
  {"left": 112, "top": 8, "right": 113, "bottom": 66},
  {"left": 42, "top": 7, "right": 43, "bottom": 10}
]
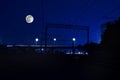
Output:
[{"left": 25, "top": 15, "right": 34, "bottom": 23}]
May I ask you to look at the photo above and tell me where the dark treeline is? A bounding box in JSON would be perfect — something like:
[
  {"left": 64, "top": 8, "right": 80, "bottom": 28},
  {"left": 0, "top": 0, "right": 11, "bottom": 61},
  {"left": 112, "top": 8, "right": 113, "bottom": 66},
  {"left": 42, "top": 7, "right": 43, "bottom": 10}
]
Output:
[
  {"left": 78, "top": 18, "right": 120, "bottom": 56},
  {"left": 101, "top": 18, "right": 120, "bottom": 51}
]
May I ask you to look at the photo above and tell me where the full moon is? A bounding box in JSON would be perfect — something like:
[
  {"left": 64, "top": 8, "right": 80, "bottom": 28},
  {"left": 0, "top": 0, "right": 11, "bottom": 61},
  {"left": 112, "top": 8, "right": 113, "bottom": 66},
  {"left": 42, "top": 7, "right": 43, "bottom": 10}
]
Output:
[{"left": 25, "top": 15, "right": 34, "bottom": 23}]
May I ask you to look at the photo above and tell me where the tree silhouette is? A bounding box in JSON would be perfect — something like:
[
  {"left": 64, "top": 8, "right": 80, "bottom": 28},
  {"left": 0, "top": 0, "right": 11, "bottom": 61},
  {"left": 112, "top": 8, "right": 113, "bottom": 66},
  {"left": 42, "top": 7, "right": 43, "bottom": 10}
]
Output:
[{"left": 101, "top": 18, "right": 120, "bottom": 51}]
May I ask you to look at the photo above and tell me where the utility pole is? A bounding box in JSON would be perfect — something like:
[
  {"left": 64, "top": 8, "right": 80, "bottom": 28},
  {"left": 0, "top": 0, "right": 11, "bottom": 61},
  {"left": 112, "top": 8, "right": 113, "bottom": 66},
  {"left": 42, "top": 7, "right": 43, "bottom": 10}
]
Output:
[
  {"left": 87, "top": 27, "right": 90, "bottom": 44},
  {"left": 41, "top": 0, "right": 45, "bottom": 48},
  {"left": 72, "top": 38, "right": 76, "bottom": 54}
]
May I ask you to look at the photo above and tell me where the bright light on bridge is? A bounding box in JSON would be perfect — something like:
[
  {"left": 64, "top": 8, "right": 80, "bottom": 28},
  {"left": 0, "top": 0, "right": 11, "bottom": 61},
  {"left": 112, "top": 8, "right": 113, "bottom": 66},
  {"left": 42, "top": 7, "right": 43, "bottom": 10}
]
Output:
[
  {"left": 72, "top": 38, "right": 76, "bottom": 42},
  {"left": 35, "top": 38, "right": 39, "bottom": 45},
  {"left": 53, "top": 38, "right": 56, "bottom": 41}
]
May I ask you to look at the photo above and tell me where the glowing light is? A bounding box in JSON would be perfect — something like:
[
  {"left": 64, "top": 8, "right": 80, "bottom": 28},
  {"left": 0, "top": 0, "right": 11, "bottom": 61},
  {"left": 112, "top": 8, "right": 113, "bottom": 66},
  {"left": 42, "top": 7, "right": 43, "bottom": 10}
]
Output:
[
  {"left": 72, "top": 38, "right": 76, "bottom": 41},
  {"left": 85, "top": 52, "right": 88, "bottom": 55},
  {"left": 7, "top": 45, "right": 13, "bottom": 47},
  {"left": 78, "top": 52, "right": 81, "bottom": 54},
  {"left": 41, "top": 48, "right": 44, "bottom": 51},
  {"left": 53, "top": 38, "right": 56, "bottom": 41},
  {"left": 25, "top": 15, "right": 34, "bottom": 23},
  {"left": 35, "top": 38, "right": 39, "bottom": 42}
]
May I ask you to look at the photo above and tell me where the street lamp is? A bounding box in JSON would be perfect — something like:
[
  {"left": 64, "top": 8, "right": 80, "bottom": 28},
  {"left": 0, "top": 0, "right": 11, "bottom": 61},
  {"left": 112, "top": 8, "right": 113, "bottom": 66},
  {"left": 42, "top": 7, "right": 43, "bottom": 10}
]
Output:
[
  {"left": 72, "top": 38, "right": 76, "bottom": 54},
  {"left": 53, "top": 38, "right": 56, "bottom": 42},
  {"left": 72, "top": 38, "right": 76, "bottom": 42},
  {"left": 35, "top": 38, "right": 39, "bottom": 45},
  {"left": 53, "top": 38, "right": 56, "bottom": 46}
]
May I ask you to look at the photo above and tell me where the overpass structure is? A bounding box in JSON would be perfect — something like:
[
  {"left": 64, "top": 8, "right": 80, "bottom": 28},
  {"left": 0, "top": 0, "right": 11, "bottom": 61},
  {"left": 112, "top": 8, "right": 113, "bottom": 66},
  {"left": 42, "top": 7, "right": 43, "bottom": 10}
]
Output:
[{"left": 44, "top": 23, "right": 90, "bottom": 51}]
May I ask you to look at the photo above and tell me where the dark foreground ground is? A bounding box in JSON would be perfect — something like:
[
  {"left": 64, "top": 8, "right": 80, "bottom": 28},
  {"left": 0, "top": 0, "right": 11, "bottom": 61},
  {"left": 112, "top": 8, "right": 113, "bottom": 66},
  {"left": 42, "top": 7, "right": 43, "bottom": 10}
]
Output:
[{"left": 0, "top": 52, "right": 119, "bottom": 80}]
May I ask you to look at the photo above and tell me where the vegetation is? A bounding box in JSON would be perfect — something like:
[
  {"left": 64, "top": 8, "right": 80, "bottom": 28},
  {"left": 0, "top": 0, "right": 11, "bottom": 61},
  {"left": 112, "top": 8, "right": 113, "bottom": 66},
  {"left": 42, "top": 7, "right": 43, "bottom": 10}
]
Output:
[{"left": 101, "top": 18, "right": 120, "bottom": 51}]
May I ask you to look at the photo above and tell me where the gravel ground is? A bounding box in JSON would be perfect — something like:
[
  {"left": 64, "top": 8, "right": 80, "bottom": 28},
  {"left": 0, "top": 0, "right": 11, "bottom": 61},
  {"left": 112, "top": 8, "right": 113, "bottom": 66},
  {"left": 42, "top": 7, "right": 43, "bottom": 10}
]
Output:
[{"left": 0, "top": 53, "right": 119, "bottom": 80}]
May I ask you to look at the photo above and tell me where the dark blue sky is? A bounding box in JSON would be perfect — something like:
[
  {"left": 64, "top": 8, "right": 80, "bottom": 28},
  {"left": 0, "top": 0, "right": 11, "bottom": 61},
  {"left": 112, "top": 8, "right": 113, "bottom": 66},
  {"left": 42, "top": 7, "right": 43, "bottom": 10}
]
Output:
[{"left": 0, "top": 0, "right": 120, "bottom": 45}]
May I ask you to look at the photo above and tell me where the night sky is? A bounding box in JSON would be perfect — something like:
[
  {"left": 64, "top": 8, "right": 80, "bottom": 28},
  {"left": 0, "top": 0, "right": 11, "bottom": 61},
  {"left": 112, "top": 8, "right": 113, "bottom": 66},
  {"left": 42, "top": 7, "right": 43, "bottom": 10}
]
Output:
[{"left": 0, "top": 0, "right": 120, "bottom": 45}]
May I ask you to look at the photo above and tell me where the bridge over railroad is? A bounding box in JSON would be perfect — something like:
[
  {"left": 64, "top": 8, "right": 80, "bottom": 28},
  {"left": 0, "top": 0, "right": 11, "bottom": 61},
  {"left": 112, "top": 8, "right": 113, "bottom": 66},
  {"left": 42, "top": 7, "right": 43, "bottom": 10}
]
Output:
[{"left": 6, "top": 45, "right": 77, "bottom": 49}]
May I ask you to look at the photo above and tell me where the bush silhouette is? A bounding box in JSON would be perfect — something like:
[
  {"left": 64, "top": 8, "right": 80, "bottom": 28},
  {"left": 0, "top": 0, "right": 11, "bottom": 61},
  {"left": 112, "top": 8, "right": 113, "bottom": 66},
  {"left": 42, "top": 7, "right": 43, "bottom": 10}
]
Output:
[{"left": 77, "top": 42, "right": 99, "bottom": 55}]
